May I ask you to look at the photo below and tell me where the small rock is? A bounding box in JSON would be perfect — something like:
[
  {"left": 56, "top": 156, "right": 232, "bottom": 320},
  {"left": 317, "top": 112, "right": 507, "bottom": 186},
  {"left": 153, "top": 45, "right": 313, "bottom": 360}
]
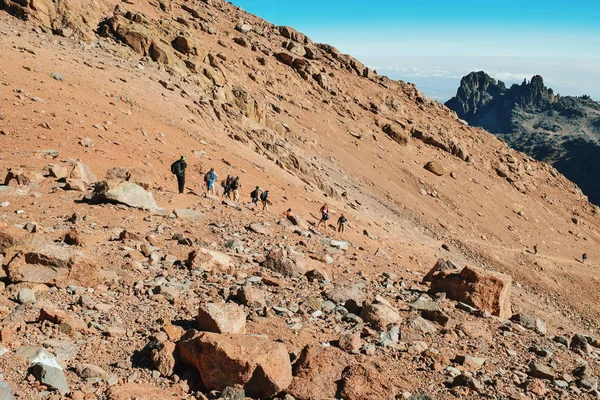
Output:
[
  {"left": 80, "top": 137, "right": 94, "bottom": 148},
  {"left": 338, "top": 332, "right": 361, "bottom": 354},
  {"left": 528, "top": 362, "right": 555, "bottom": 380},
  {"left": 571, "top": 334, "right": 591, "bottom": 354},
  {"left": 50, "top": 72, "right": 64, "bottom": 81},
  {"left": 236, "top": 286, "right": 266, "bottom": 308},
  {"left": 17, "top": 288, "right": 36, "bottom": 304},
  {"left": 408, "top": 315, "right": 436, "bottom": 333}
]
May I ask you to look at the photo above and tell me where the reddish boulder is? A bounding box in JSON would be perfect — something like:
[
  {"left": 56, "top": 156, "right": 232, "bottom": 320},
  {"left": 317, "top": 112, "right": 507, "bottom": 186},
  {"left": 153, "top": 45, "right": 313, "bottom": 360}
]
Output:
[
  {"left": 177, "top": 332, "right": 292, "bottom": 398},
  {"left": 6, "top": 245, "right": 100, "bottom": 287},
  {"left": 69, "top": 162, "right": 97, "bottom": 184},
  {"left": 4, "top": 168, "right": 44, "bottom": 186},
  {"left": 127, "top": 168, "right": 153, "bottom": 190},
  {"left": 339, "top": 363, "right": 396, "bottom": 400},
  {"left": 0, "top": 224, "right": 28, "bottom": 252},
  {"left": 63, "top": 229, "right": 85, "bottom": 247},
  {"left": 360, "top": 301, "right": 401, "bottom": 330},
  {"left": 39, "top": 307, "right": 87, "bottom": 333},
  {"left": 262, "top": 248, "right": 305, "bottom": 277},
  {"left": 429, "top": 265, "right": 512, "bottom": 319},
  {"left": 236, "top": 286, "right": 267, "bottom": 308},
  {"left": 106, "top": 167, "right": 130, "bottom": 180},
  {"left": 338, "top": 332, "right": 362, "bottom": 354},
  {"left": 197, "top": 303, "right": 247, "bottom": 334},
  {"left": 150, "top": 341, "right": 176, "bottom": 377},
  {"left": 287, "top": 344, "right": 353, "bottom": 400}
]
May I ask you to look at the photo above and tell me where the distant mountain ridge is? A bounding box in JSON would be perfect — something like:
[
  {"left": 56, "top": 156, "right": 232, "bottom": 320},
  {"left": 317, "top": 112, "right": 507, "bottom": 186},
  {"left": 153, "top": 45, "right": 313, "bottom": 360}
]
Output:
[{"left": 446, "top": 71, "right": 600, "bottom": 204}]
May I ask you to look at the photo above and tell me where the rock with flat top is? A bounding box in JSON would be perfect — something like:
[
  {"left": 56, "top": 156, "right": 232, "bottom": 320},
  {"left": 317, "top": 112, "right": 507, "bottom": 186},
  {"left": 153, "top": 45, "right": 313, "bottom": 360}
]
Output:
[
  {"left": 429, "top": 265, "right": 512, "bottom": 319},
  {"left": 197, "top": 303, "right": 246, "bottom": 334},
  {"left": 92, "top": 180, "right": 159, "bottom": 210},
  {"left": 177, "top": 331, "right": 292, "bottom": 398}
]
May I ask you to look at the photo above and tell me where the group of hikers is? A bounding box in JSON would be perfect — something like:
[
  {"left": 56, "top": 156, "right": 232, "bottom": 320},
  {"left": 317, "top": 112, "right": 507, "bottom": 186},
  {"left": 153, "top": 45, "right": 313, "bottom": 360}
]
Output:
[
  {"left": 317, "top": 203, "right": 347, "bottom": 232},
  {"left": 533, "top": 243, "right": 588, "bottom": 263},
  {"left": 170, "top": 156, "right": 348, "bottom": 232}
]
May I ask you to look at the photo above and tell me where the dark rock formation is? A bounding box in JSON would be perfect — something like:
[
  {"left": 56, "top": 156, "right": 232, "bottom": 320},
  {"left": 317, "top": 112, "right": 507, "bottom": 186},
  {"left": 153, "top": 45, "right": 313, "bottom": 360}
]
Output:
[{"left": 446, "top": 71, "right": 600, "bottom": 204}]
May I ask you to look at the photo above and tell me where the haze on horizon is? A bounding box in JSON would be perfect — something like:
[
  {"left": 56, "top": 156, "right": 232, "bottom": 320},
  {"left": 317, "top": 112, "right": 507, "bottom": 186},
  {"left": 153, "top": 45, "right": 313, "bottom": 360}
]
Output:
[{"left": 231, "top": 0, "right": 600, "bottom": 102}]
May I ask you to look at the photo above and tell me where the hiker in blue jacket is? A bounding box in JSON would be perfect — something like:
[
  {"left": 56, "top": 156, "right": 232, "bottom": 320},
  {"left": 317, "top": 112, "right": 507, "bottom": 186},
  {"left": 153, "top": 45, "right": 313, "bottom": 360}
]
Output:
[{"left": 204, "top": 168, "right": 218, "bottom": 195}]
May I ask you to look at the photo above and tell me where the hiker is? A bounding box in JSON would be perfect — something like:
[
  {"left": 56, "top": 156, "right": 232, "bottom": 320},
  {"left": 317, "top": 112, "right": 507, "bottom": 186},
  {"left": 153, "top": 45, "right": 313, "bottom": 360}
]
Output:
[
  {"left": 317, "top": 203, "right": 330, "bottom": 230},
  {"left": 230, "top": 176, "right": 240, "bottom": 202},
  {"left": 250, "top": 186, "right": 261, "bottom": 205},
  {"left": 204, "top": 168, "right": 218, "bottom": 195},
  {"left": 583, "top": 253, "right": 588, "bottom": 263},
  {"left": 170, "top": 156, "right": 187, "bottom": 194},
  {"left": 337, "top": 213, "right": 347, "bottom": 233},
  {"left": 282, "top": 208, "right": 292, "bottom": 218},
  {"left": 260, "top": 190, "right": 270, "bottom": 210},
  {"left": 533, "top": 244, "right": 538, "bottom": 254},
  {"left": 222, "top": 175, "right": 232, "bottom": 199}
]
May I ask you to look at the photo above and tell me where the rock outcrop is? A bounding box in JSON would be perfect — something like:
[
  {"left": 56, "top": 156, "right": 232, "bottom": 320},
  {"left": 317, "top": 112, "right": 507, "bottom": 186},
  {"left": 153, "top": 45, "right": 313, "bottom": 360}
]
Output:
[
  {"left": 177, "top": 332, "right": 292, "bottom": 398},
  {"left": 446, "top": 71, "right": 600, "bottom": 204},
  {"left": 428, "top": 265, "right": 512, "bottom": 319},
  {"left": 91, "top": 180, "right": 159, "bottom": 211}
]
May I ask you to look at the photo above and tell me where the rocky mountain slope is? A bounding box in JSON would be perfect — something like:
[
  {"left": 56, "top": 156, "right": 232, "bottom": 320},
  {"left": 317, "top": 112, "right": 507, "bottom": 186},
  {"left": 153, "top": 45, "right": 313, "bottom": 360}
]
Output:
[
  {"left": 446, "top": 71, "right": 600, "bottom": 204},
  {"left": 1, "top": 0, "right": 600, "bottom": 399}
]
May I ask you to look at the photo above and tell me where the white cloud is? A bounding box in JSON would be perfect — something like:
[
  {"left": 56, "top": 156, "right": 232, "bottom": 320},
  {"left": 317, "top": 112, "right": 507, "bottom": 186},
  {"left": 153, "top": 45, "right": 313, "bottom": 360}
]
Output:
[
  {"left": 487, "top": 71, "right": 538, "bottom": 83},
  {"left": 371, "top": 66, "right": 463, "bottom": 79}
]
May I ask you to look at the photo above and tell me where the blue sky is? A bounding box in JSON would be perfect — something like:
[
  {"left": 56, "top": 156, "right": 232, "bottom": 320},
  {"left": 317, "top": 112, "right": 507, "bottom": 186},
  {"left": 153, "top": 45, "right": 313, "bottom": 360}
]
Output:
[{"left": 232, "top": 0, "right": 600, "bottom": 101}]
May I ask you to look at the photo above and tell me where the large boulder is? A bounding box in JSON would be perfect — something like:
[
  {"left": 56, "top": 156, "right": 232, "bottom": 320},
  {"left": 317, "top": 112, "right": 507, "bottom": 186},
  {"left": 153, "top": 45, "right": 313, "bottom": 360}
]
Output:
[
  {"left": 0, "top": 224, "right": 29, "bottom": 252},
  {"left": 360, "top": 301, "right": 401, "bottom": 331},
  {"left": 429, "top": 265, "right": 512, "bottom": 319},
  {"left": 197, "top": 303, "right": 246, "bottom": 334},
  {"left": 91, "top": 180, "right": 159, "bottom": 210},
  {"left": 4, "top": 168, "right": 44, "bottom": 186},
  {"left": 177, "top": 332, "right": 292, "bottom": 398},
  {"left": 323, "top": 283, "right": 366, "bottom": 314},
  {"left": 171, "top": 34, "right": 196, "bottom": 55},
  {"left": 69, "top": 162, "right": 97, "bottom": 185},
  {"left": 382, "top": 124, "right": 409, "bottom": 146},
  {"left": 262, "top": 248, "right": 303, "bottom": 277},
  {"left": 187, "top": 248, "right": 233, "bottom": 272},
  {"left": 6, "top": 244, "right": 100, "bottom": 287},
  {"left": 287, "top": 344, "right": 353, "bottom": 400},
  {"left": 127, "top": 168, "right": 153, "bottom": 190},
  {"left": 423, "top": 258, "right": 460, "bottom": 282},
  {"left": 106, "top": 167, "right": 130, "bottom": 180}
]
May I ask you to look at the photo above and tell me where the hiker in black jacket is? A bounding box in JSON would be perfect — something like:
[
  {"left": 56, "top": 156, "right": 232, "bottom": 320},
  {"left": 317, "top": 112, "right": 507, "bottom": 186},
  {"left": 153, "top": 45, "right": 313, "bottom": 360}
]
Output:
[{"left": 170, "top": 156, "right": 187, "bottom": 194}]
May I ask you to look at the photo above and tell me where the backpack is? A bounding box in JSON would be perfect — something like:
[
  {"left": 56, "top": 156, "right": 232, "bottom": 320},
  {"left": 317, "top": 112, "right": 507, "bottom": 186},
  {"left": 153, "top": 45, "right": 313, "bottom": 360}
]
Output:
[
  {"left": 260, "top": 191, "right": 268, "bottom": 201},
  {"left": 171, "top": 161, "right": 182, "bottom": 175},
  {"left": 322, "top": 213, "right": 330, "bottom": 221},
  {"left": 231, "top": 178, "right": 239, "bottom": 190}
]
